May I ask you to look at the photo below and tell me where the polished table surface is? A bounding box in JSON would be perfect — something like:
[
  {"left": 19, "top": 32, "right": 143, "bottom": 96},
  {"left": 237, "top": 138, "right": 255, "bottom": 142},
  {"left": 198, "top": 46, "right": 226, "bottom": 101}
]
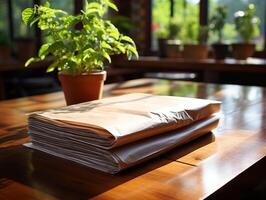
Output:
[{"left": 0, "top": 79, "right": 266, "bottom": 200}]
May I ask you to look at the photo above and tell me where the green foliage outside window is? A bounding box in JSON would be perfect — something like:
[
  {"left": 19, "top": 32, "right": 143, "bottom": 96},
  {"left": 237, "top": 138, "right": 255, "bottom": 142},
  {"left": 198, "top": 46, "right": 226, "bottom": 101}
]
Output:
[
  {"left": 234, "top": 4, "right": 260, "bottom": 43},
  {"left": 182, "top": 18, "right": 198, "bottom": 44},
  {"left": 209, "top": 0, "right": 265, "bottom": 50},
  {"left": 152, "top": 0, "right": 199, "bottom": 48},
  {"left": 12, "top": 0, "right": 34, "bottom": 38},
  {"left": 209, "top": 5, "right": 227, "bottom": 43},
  {"left": 168, "top": 17, "right": 182, "bottom": 40}
]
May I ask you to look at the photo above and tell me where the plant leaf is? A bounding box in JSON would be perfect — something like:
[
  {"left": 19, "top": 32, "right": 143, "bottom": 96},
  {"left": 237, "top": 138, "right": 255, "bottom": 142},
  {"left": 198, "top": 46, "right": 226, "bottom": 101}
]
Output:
[
  {"left": 102, "top": 51, "right": 111, "bottom": 63},
  {"left": 43, "top": 1, "right": 50, "bottom": 7},
  {"left": 30, "top": 16, "right": 40, "bottom": 27},
  {"left": 87, "top": 2, "right": 101, "bottom": 9},
  {"left": 121, "top": 35, "right": 135, "bottom": 44},
  {"left": 46, "top": 61, "right": 58, "bottom": 72},
  {"left": 25, "top": 57, "right": 38, "bottom": 67},
  {"left": 127, "top": 45, "right": 139, "bottom": 59},
  {"left": 115, "top": 44, "right": 126, "bottom": 54},
  {"left": 38, "top": 43, "right": 51, "bottom": 59},
  {"left": 22, "top": 8, "right": 34, "bottom": 24},
  {"left": 107, "top": 0, "right": 118, "bottom": 11},
  {"left": 101, "top": 41, "right": 112, "bottom": 50}
]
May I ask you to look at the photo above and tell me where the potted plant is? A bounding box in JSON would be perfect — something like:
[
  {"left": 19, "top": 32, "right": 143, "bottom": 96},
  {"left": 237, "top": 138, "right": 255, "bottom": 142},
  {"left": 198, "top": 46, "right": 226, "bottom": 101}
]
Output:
[
  {"left": 22, "top": 0, "right": 138, "bottom": 105},
  {"left": 0, "top": 31, "right": 12, "bottom": 61},
  {"left": 209, "top": 5, "right": 229, "bottom": 60},
  {"left": 165, "top": 17, "right": 182, "bottom": 58},
  {"left": 232, "top": 4, "right": 260, "bottom": 60},
  {"left": 183, "top": 22, "right": 209, "bottom": 60}
]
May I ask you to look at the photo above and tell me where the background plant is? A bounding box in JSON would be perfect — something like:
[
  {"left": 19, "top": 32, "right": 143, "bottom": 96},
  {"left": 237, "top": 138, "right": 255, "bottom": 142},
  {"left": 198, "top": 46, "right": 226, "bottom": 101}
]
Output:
[
  {"left": 168, "top": 17, "right": 182, "bottom": 40},
  {"left": 22, "top": 0, "right": 138, "bottom": 75},
  {"left": 209, "top": 5, "right": 227, "bottom": 43},
  {"left": 155, "top": 26, "right": 168, "bottom": 39},
  {"left": 182, "top": 19, "right": 198, "bottom": 44},
  {"left": 198, "top": 25, "right": 209, "bottom": 45},
  {"left": 182, "top": 19, "right": 208, "bottom": 45},
  {"left": 234, "top": 4, "right": 260, "bottom": 43}
]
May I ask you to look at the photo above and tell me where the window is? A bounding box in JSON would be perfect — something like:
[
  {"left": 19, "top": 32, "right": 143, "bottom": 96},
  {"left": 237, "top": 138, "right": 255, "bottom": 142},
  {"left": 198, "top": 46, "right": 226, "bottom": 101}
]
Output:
[
  {"left": 209, "top": 0, "right": 265, "bottom": 50},
  {"left": 12, "top": 0, "right": 34, "bottom": 38},
  {"left": 152, "top": 0, "right": 266, "bottom": 52},
  {"left": 151, "top": 0, "right": 200, "bottom": 50},
  {"left": 176, "top": 0, "right": 199, "bottom": 44}
]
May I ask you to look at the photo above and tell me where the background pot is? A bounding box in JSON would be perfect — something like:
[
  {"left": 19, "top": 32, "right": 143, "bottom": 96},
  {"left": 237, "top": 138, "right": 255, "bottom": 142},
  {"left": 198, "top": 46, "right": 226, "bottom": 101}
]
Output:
[
  {"left": 231, "top": 43, "right": 255, "bottom": 60},
  {"left": 58, "top": 71, "right": 106, "bottom": 105},
  {"left": 183, "top": 44, "right": 209, "bottom": 60},
  {"left": 165, "top": 40, "right": 182, "bottom": 58},
  {"left": 158, "top": 38, "right": 167, "bottom": 58},
  {"left": 212, "top": 43, "right": 229, "bottom": 60}
]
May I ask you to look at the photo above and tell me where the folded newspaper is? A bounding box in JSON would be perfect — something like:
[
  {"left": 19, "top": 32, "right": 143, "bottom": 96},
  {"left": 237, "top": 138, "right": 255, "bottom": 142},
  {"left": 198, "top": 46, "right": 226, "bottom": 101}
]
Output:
[{"left": 26, "top": 93, "right": 221, "bottom": 173}]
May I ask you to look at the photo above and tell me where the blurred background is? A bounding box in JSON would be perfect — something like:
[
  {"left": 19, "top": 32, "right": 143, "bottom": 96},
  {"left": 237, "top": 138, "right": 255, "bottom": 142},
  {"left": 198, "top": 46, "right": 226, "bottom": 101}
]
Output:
[{"left": 0, "top": 0, "right": 266, "bottom": 100}]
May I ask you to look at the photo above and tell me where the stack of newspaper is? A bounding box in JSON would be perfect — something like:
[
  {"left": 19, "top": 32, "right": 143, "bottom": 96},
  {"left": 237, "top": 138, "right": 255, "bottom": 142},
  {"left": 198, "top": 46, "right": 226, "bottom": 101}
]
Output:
[{"left": 26, "top": 93, "right": 221, "bottom": 174}]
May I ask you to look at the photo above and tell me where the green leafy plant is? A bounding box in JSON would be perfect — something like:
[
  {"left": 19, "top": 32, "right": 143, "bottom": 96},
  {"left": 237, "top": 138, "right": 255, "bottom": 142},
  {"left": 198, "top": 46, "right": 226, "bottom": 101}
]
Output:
[
  {"left": 234, "top": 4, "right": 260, "bottom": 43},
  {"left": 155, "top": 26, "right": 168, "bottom": 39},
  {"left": 168, "top": 17, "right": 182, "bottom": 40},
  {"left": 182, "top": 19, "right": 197, "bottom": 44},
  {"left": 182, "top": 19, "right": 208, "bottom": 45},
  {"left": 155, "top": 17, "right": 182, "bottom": 41},
  {"left": 22, "top": 0, "right": 138, "bottom": 75},
  {"left": 210, "top": 5, "right": 227, "bottom": 43}
]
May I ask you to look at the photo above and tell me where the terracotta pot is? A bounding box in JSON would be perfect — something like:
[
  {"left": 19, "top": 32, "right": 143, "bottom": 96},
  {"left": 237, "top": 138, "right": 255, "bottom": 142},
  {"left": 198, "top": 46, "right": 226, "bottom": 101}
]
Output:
[
  {"left": 0, "top": 46, "right": 11, "bottom": 61},
  {"left": 165, "top": 40, "right": 182, "bottom": 58},
  {"left": 183, "top": 44, "right": 209, "bottom": 60},
  {"left": 58, "top": 71, "right": 107, "bottom": 105},
  {"left": 231, "top": 43, "right": 255, "bottom": 60},
  {"left": 15, "top": 38, "right": 36, "bottom": 61},
  {"left": 212, "top": 43, "right": 229, "bottom": 60},
  {"left": 158, "top": 38, "right": 167, "bottom": 58}
]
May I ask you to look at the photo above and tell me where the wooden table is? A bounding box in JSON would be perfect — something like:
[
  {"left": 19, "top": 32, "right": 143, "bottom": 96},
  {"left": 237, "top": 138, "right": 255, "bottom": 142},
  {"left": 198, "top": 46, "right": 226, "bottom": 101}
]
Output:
[
  {"left": 113, "top": 57, "right": 266, "bottom": 86},
  {"left": 0, "top": 79, "right": 266, "bottom": 200}
]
